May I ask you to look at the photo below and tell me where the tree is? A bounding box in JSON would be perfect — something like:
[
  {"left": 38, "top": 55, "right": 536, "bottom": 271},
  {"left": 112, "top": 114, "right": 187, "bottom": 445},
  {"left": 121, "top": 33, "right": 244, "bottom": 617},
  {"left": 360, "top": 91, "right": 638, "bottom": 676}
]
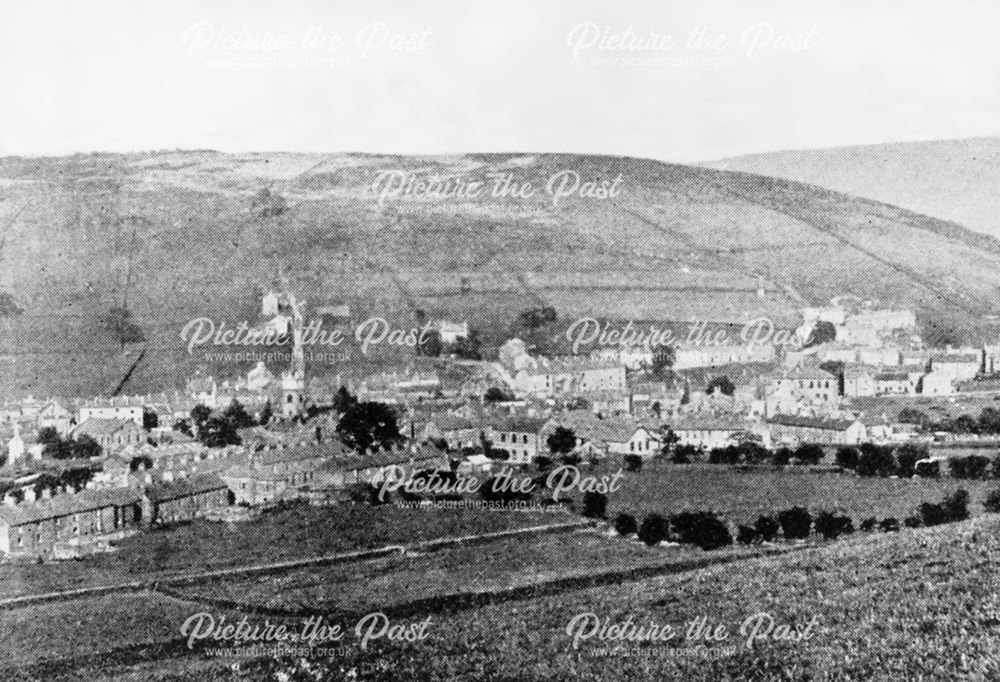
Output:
[
  {"left": 484, "top": 386, "right": 512, "bottom": 404},
  {"left": 897, "top": 408, "right": 930, "bottom": 429},
  {"left": 980, "top": 407, "right": 1000, "bottom": 435},
  {"left": 895, "top": 443, "right": 928, "bottom": 478},
  {"left": 651, "top": 347, "right": 676, "bottom": 377},
  {"left": 452, "top": 330, "right": 482, "bottom": 360},
  {"left": 190, "top": 404, "right": 212, "bottom": 433},
  {"left": 546, "top": 426, "right": 577, "bottom": 456},
  {"left": 336, "top": 401, "right": 403, "bottom": 454},
  {"left": 953, "top": 414, "right": 979, "bottom": 435},
  {"left": 857, "top": 443, "right": 896, "bottom": 477},
  {"left": 984, "top": 488, "right": 1000, "bottom": 514},
  {"left": 804, "top": 320, "right": 836, "bottom": 348},
  {"left": 670, "top": 511, "right": 732, "bottom": 550},
  {"left": 638, "top": 513, "right": 669, "bottom": 546},
  {"left": 258, "top": 401, "right": 273, "bottom": 426},
  {"left": 173, "top": 419, "right": 192, "bottom": 437},
  {"left": 792, "top": 443, "right": 825, "bottom": 466},
  {"left": 251, "top": 186, "right": 288, "bottom": 219},
  {"left": 198, "top": 416, "right": 241, "bottom": 448},
  {"left": 754, "top": 515, "right": 780, "bottom": 542},
  {"left": 772, "top": 447, "right": 793, "bottom": 466},
  {"left": 835, "top": 446, "right": 859, "bottom": 470},
  {"left": 222, "top": 400, "right": 254, "bottom": 430},
  {"left": 943, "top": 489, "right": 970, "bottom": 522},
  {"left": 582, "top": 491, "right": 607, "bottom": 518},
  {"left": 623, "top": 454, "right": 643, "bottom": 472},
  {"left": 130, "top": 455, "right": 153, "bottom": 472},
  {"left": 332, "top": 386, "right": 358, "bottom": 414},
  {"left": 417, "top": 329, "right": 443, "bottom": 357},
  {"left": 814, "top": 511, "right": 853, "bottom": 540},
  {"left": 706, "top": 376, "right": 735, "bottom": 397},
  {"left": 614, "top": 513, "right": 638, "bottom": 536},
  {"left": 671, "top": 443, "right": 700, "bottom": 464},
  {"left": 142, "top": 409, "right": 158, "bottom": 431},
  {"left": 660, "top": 429, "right": 680, "bottom": 457},
  {"left": 777, "top": 507, "right": 812, "bottom": 539}
]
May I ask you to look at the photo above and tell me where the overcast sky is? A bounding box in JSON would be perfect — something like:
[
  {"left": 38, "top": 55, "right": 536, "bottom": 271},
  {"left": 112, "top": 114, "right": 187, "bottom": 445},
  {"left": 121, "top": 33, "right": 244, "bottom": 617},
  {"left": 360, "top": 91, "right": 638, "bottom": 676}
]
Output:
[{"left": 1, "top": 0, "right": 998, "bottom": 162}]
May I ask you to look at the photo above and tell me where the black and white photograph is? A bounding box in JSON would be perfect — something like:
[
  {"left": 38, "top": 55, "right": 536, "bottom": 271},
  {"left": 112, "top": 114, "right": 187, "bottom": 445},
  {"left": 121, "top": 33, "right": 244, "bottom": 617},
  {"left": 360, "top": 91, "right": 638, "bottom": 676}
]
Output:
[{"left": 1, "top": 0, "right": 1000, "bottom": 679}]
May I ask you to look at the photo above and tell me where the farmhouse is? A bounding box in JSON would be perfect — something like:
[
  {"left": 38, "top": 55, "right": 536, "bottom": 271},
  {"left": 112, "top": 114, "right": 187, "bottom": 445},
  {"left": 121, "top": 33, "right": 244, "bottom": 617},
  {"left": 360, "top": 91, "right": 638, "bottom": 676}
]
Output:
[
  {"left": 72, "top": 418, "right": 145, "bottom": 454},
  {"left": 766, "top": 414, "right": 866, "bottom": 445},
  {"left": 488, "top": 416, "right": 548, "bottom": 464}
]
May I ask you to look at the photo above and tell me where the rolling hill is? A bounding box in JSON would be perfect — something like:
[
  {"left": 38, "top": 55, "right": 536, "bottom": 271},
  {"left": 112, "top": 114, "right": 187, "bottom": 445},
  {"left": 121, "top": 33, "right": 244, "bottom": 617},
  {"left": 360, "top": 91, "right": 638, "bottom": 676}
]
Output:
[
  {"left": 707, "top": 136, "right": 1000, "bottom": 240},
  {"left": 1, "top": 150, "right": 999, "bottom": 398}
]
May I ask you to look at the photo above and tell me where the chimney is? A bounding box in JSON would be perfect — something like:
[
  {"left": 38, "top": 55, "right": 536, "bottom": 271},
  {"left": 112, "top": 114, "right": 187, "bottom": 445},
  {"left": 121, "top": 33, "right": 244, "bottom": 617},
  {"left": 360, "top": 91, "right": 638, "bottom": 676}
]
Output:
[{"left": 24, "top": 487, "right": 36, "bottom": 503}]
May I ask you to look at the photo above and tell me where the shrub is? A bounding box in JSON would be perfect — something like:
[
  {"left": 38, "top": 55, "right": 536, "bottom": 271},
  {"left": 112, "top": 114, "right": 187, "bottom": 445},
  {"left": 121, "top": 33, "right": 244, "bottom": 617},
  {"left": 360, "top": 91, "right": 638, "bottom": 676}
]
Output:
[
  {"left": 903, "top": 515, "right": 923, "bottom": 528},
  {"left": 754, "top": 515, "right": 780, "bottom": 542},
  {"left": 879, "top": 517, "right": 900, "bottom": 532},
  {"left": 737, "top": 442, "right": 772, "bottom": 465},
  {"left": 942, "top": 489, "right": 969, "bottom": 522},
  {"left": 857, "top": 444, "right": 896, "bottom": 477},
  {"left": 792, "top": 443, "right": 825, "bottom": 466},
  {"left": 638, "top": 513, "right": 669, "bottom": 546},
  {"left": 623, "top": 454, "right": 643, "bottom": 472},
  {"left": 814, "top": 511, "right": 854, "bottom": 540},
  {"left": 534, "top": 455, "right": 553, "bottom": 471},
  {"left": 859, "top": 517, "right": 877, "bottom": 532},
  {"left": 835, "top": 446, "right": 859, "bottom": 470},
  {"left": 950, "top": 455, "right": 991, "bottom": 480},
  {"left": 708, "top": 445, "right": 742, "bottom": 465},
  {"left": 992, "top": 454, "right": 1000, "bottom": 479},
  {"left": 614, "top": 513, "right": 638, "bottom": 536},
  {"left": 772, "top": 447, "right": 793, "bottom": 466},
  {"left": 736, "top": 525, "right": 758, "bottom": 545},
  {"left": 777, "top": 507, "right": 812, "bottom": 540},
  {"left": 984, "top": 488, "right": 1000, "bottom": 514},
  {"left": 671, "top": 444, "right": 700, "bottom": 464},
  {"left": 582, "top": 491, "right": 608, "bottom": 519},
  {"left": 670, "top": 511, "right": 732, "bottom": 550},
  {"left": 895, "top": 444, "right": 928, "bottom": 478},
  {"left": 914, "top": 459, "right": 940, "bottom": 478},
  {"left": 919, "top": 502, "right": 947, "bottom": 527}
]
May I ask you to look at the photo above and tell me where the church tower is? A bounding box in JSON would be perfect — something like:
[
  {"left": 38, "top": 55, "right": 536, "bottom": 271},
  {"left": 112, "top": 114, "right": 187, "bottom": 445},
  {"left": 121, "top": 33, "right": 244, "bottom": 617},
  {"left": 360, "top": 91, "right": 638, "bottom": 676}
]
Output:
[{"left": 280, "top": 291, "right": 307, "bottom": 419}]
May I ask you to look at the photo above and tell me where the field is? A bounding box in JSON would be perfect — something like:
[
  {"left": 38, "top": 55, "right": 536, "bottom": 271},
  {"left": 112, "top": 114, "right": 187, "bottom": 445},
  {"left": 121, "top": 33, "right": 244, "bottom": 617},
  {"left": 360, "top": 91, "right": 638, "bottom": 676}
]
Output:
[
  {"left": 548, "top": 460, "right": 1000, "bottom": 526},
  {"left": 0, "top": 505, "right": 561, "bottom": 599}
]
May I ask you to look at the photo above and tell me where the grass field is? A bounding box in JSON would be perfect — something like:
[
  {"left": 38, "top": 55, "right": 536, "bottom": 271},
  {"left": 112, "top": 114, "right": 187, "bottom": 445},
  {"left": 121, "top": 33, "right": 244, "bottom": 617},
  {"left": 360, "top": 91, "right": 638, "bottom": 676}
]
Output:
[
  {"left": 0, "top": 505, "right": 561, "bottom": 599},
  {"left": 596, "top": 461, "right": 1000, "bottom": 525}
]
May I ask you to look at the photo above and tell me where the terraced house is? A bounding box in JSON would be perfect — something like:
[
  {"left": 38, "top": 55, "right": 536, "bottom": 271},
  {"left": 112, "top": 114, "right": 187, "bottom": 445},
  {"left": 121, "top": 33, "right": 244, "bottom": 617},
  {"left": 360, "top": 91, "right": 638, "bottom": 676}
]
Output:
[{"left": 0, "top": 487, "right": 143, "bottom": 558}]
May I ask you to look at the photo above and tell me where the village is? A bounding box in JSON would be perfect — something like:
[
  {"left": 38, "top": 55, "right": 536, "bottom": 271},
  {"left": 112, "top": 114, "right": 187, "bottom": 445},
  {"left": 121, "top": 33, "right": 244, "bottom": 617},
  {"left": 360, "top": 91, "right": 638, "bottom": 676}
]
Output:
[{"left": 1, "top": 289, "right": 999, "bottom": 561}]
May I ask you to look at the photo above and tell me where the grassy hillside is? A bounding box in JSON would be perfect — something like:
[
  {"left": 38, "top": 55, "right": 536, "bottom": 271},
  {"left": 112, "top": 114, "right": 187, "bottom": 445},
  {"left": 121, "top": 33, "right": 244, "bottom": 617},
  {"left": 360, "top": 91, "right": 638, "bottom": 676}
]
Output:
[
  {"left": 1, "top": 150, "right": 998, "bottom": 397},
  {"left": 707, "top": 136, "right": 1000, "bottom": 241}
]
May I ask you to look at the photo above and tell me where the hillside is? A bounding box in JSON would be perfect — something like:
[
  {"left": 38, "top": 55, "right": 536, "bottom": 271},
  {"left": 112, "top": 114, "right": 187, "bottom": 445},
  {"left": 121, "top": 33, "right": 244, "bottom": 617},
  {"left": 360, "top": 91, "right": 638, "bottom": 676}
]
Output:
[
  {"left": 1, "top": 150, "right": 999, "bottom": 398},
  {"left": 707, "top": 137, "right": 1000, "bottom": 240}
]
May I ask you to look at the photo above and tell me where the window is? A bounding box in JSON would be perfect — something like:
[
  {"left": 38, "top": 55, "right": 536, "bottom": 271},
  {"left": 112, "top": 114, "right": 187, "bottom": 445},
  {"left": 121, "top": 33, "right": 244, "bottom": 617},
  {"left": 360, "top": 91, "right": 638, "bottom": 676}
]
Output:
[{"left": 523, "top": 434, "right": 528, "bottom": 444}]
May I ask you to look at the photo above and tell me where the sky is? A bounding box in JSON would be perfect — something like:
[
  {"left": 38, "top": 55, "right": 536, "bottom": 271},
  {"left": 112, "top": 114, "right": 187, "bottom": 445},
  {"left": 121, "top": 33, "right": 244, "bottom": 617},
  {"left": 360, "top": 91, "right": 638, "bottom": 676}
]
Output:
[{"left": 0, "top": 0, "right": 998, "bottom": 162}]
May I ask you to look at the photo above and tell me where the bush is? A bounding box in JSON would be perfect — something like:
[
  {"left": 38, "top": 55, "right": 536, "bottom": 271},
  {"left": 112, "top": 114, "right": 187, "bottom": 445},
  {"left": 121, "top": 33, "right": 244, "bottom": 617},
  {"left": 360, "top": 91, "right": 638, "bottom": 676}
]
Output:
[
  {"left": 859, "top": 517, "right": 877, "bottom": 532},
  {"left": 984, "top": 488, "right": 1000, "bottom": 514},
  {"left": 857, "top": 444, "right": 896, "bottom": 477},
  {"left": 638, "top": 513, "right": 669, "bottom": 546},
  {"left": 708, "top": 446, "right": 741, "bottom": 465},
  {"left": 914, "top": 459, "right": 940, "bottom": 478},
  {"left": 792, "top": 443, "right": 825, "bottom": 466},
  {"left": 623, "top": 454, "right": 643, "bottom": 472},
  {"left": 754, "top": 515, "right": 780, "bottom": 542},
  {"left": 903, "top": 515, "right": 923, "bottom": 528},
  {"left": 835, "top": 446, "right": 859, "bottom": 470},
  {"left": 736, "top": 525, "right": 758, "bottom": 545},
  {"left": 992, "top": 454, "right": 1000, "bottom": 479},
  {"left": 919, "top": 502, "right": 947, "bottom": 527},
  {"left": 772, "top": 447, "right": 793, "bottom": 466},
  {"left": 672, "top": 444, "right": 701, "bottom": 464},
  {"left": 950, "top": 455, "right": 991, "bottom": 480},
  {"left": 670, "top": 511, "right": 733, "bottom": 550},
  {"left": 777, "top": 507, "right": 812, "bottom": 540},
  {"left": 880, "top": 517, "right": 900, "bottom": 532},
  {"left": 534, "top": 456, "right": 553, "bottom": 471},
  {"left": 814, "top": 511, "right": 854, "bottom": 540},
  {"left": 582, "top": 491, "right": 607, "bottom": 519},
  {"left": 614, "top": 513, "right": 638, "bottom": 536},
  {"left": 942, "top": 489, "right": 969, "bottom": 522}
]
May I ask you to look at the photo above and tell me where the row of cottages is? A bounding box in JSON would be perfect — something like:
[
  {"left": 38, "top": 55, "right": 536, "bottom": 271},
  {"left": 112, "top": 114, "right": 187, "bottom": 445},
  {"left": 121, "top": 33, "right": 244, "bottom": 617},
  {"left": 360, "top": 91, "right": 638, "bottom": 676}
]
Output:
[
  {"left": 0, "top": 487, "right": 142, "bottom": 558},
  {"left": 512, "top": 357, "right": 626, "bottom": 398},
  {"left": 672, "top": 343, "right": 777, "bottom": 371},
  {"left": 843, "top": 365, "right": 923, "bottom": 397},
  {"left": 544, "top": 411, "right": 661, "bottom": 459},
  {"left": 79, "top": 396, "right": 146, "bottom": 426},
  {"left": 667, "top": 415, "right": 752, "bottom": 450},
  {"left": 766, "top": 414, "right": 867, "bottom": 446},
  {"left": 143, "top": 473, "right": 230, "bottom": 525},
  {"left": 419, "top": 414, "right": 481, "bottom": 450},
  {"left": 220, "top": 444, "right": 332, "bottom": 505}
]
